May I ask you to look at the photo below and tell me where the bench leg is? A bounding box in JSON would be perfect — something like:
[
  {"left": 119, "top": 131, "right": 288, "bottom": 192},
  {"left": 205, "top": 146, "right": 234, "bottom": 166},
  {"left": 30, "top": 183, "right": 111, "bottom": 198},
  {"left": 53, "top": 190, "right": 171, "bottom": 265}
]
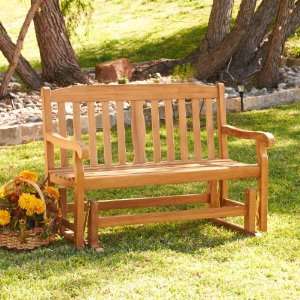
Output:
[
  {"left": 258, "top": 171, "right": 268, "bottom": 232},
  {"left": 219, "top": 180, "right": 228, "bottom": 206},
  {"left": 209, "top": 181, "right": 220, "bottom": 208},
  {"left": 88, "top": 201, "right": 101, "bottom": 250},
  {"left": 58, "top": 188, "right": 68, "bottom": 235},
  {"left": 256, "top": 144, "right": 269, "bottom": 232},
  {"left": 74, "top": 184, "right": 85, "bottom": 249},
  {"left": 244, "top": 188, "right": 257, "bottom": 233}
]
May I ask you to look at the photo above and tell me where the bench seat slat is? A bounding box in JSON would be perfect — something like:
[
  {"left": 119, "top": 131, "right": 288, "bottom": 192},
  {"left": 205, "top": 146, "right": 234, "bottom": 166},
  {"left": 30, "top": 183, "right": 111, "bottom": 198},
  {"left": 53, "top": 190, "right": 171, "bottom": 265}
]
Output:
[{"left": 49, "top": 160, "right": 259, "bottom": 190}]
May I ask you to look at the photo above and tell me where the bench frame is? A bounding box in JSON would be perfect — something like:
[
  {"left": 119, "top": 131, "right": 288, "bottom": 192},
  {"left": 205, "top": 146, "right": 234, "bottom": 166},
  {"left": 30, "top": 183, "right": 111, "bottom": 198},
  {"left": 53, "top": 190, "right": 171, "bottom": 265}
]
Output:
[{"left": 41, "top": 83, "right": 275, "bottom": 249}]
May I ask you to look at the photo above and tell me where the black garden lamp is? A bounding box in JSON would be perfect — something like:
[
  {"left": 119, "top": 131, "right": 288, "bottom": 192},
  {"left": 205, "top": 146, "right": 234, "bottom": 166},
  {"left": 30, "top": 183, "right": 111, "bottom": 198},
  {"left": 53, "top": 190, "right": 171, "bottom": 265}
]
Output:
[{"left": 237, "top": 84, "right": 245, "bottom": 112}]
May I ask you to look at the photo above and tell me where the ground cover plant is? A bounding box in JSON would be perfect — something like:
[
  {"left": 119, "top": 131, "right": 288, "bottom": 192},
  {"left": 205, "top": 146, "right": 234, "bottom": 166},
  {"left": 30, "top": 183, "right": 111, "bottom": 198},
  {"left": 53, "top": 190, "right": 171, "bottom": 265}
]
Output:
[{"left": 0, "top": 103, "right": 299, "bottom": 299}]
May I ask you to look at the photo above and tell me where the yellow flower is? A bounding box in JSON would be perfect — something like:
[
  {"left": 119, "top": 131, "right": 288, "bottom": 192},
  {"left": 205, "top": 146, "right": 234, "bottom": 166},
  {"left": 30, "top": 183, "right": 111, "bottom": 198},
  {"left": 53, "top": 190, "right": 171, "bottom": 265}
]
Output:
[
  {"left": 35, "top": 199, "right": 46, "bottom": 215},
  {"left": 18, "top": 170, "right": 38, "bottom": 182},
  {"left": 0, "top": 186, "right": 6, "bottom": 198},
  {"left": 44, "top": 186, "right": 60, "bottom": 201},
  {"left": 18, "top": 193, "right": 46, "bottom": 216},
  {"left": 0, "top": 210, "right": 10, "bottom": 226}
]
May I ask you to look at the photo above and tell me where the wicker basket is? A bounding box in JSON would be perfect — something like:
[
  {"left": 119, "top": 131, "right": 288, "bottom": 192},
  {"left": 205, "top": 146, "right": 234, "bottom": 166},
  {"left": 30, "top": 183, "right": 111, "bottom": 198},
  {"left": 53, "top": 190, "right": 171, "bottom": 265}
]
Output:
[
  {"left": 0, "top": 178, "right": 57, "bottom": 251},
  {"left": 0, "top": 229, "right": 56, "bottom": 250}
]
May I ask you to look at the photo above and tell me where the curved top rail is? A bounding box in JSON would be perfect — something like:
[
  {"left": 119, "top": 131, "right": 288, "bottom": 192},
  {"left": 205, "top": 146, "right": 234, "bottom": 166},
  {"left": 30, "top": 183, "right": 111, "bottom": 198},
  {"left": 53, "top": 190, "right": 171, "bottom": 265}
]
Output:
[{"left": 46, "top": 83, "right": 219, "bottom": 102}]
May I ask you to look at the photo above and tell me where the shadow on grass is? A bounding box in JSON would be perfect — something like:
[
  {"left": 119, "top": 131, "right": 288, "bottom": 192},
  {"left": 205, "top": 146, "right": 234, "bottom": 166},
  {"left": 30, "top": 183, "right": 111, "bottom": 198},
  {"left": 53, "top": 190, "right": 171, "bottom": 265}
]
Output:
[
  {"left": 76, "top": 24, "right": 206, "bottom": 67},
  {"left": 0, "top": 219, "right": 247, "bottom": 271}
]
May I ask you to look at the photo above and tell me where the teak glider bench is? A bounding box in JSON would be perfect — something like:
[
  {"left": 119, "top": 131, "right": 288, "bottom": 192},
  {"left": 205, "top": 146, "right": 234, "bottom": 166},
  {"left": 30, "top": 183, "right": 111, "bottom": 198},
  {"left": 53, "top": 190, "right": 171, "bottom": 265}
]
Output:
[{"left": 41, "top": 83, "right": 275, "bottom": 249}]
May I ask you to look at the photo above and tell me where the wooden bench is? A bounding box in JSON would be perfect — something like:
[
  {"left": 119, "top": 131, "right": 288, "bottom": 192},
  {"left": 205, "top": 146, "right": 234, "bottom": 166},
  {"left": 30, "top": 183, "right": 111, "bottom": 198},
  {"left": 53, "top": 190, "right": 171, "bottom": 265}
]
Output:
[{"left": 41, "top": 83, "right": 275, "bottom": 249}]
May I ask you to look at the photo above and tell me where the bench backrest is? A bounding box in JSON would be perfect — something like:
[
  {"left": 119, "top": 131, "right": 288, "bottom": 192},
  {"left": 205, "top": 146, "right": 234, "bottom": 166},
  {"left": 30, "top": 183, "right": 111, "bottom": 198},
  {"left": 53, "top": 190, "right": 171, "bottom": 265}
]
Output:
[{"left": 42, "top": 83, "right": 228, "bottom": 170}]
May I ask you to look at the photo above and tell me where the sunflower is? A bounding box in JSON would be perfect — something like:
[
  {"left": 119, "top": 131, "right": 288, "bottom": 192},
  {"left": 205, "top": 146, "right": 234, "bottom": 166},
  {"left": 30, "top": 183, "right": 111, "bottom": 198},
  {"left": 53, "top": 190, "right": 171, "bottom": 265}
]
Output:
[
  {"left": 0, "top": 210, "right": 10, "bottom": 226},
  {"left": 18, "top": 193, "right": 46, "bottom": 216},
  {"left": 44, "top": 186, "right": 60, "bottom": 201},
  {"left": 18, "top": 170, "right": 38, "bottom": 183},
  {"left": 35, "top": 199, "right": 46, "bottom": 215}
]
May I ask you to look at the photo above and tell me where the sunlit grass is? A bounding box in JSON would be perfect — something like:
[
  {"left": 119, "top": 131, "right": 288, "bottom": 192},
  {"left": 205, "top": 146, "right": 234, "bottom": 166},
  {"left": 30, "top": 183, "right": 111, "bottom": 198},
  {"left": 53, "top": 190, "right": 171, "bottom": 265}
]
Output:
[
  {"left": 1, "top": 0, "right": 299, "bottom": 73},
  {"left": 0, "top": 103, "right": 300, "bottom": 298}
]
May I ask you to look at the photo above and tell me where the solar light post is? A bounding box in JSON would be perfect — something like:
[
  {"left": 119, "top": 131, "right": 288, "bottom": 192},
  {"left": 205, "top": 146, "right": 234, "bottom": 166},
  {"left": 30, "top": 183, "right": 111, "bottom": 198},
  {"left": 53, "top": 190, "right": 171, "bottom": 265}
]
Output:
[{"left": 238, "top": 84, "right": 245, "bottom": 112}]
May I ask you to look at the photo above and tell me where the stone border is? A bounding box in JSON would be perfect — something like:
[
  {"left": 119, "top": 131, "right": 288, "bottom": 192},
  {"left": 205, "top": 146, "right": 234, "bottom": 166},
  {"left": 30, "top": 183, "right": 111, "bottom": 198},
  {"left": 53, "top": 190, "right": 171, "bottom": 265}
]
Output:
[{"left": 1, "top": 87, "right": 300, "bottom": 146}]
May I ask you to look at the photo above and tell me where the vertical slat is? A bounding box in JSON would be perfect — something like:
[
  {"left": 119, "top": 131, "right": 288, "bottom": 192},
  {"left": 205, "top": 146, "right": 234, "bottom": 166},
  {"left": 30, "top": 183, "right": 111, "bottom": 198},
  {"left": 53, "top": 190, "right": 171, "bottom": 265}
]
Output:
[
  {"left": 73, "top": 102, "right": 81, "bottom": 141},
  {"left": 41, "top": 87, "right": 54, "bottom": 173},
  {"left": 192, "top": 98, "right": 202, "bottom": 160},
  {"left": 164, "top": 100, "right": 175, "bottom": 161},
  {"left": 151, "top": 100, "right": 161, "bottom": 163},
  {"left": 206, "top": 98, "right": 215, "bottom": 159},
  {"left": 116, "top": 101, "right": 126, "bottom": 165},
  {"left": 131, "top": 100, "right": 146, "bottom": 164},
  {"left": 88, "top": 102, "right": 97, "bottom": 166},
  {"left": 178, "top": 99, "right": 188, "bottom": 160},
  {"left": 58, "top": 102, "right": 68, "bottom": 167},
  {"left": 102, "top": 101, "right": 112, "bottom": 167}
]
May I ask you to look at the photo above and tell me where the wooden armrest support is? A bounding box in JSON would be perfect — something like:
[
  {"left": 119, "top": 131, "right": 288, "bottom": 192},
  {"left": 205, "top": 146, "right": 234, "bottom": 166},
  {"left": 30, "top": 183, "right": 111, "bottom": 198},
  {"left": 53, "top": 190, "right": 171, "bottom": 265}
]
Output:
[
  {"left": 222, "top": 125, "right": 275, "bottom": 148},
  {"left": 45, "top": 133, "right": 89, "bottom": 159}
]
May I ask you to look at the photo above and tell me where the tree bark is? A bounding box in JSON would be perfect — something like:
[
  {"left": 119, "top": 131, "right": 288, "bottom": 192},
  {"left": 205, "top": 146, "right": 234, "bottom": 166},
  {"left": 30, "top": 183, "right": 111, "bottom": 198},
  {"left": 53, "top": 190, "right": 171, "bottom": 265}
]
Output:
[
  {"left": 0, "top": 23, "right": 41, "bottom": 90},
  {"left": 202, "top": 0, "right": 234, "bottom": 52},
  {"left": 230, "top": 0, "right": 280, "bottom": 81},
  {"left": 286, "top": 0, "right": 300, "bottom": 38},
  {"left": 257, "top": 0, "right": 294, "bottom": 88},
  {"left": 0, "top": 0, "right": 43, "bottom": 97},
  {"left": 193, "top": 0, "right": 257, "bottom": 80},
  {"left": 32, "top": 0, "right": 88, "bottom": 85}
]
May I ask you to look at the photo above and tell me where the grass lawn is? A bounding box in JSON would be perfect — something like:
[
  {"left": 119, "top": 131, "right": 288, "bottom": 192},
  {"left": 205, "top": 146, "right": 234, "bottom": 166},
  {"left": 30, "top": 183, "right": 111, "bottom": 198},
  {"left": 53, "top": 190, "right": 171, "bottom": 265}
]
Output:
[
  {"left": 0, "top": 0, "right": 299, "bottom": 72},
  {"left": 0, "top": 103, "right": 300, "bottom": 299}
]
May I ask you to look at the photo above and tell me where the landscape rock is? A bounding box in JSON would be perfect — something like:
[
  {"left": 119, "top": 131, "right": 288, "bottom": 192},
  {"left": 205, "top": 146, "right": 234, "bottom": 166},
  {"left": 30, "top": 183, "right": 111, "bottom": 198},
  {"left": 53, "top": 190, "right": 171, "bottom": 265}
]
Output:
[
  {"left": 95, "top": 58, "right": 134, "bottom": 83},
  {"left": 21, "top": 123, "right": 43, "bottom": 143},
  {"left": 278, "top": 83, "right": 287, "bottom": 90},
  {"left": 0, "top": 125, "right": 22, "bottom": 145},
  {"left": 286, "top": 57, "right": 300, "bottom": 67}
]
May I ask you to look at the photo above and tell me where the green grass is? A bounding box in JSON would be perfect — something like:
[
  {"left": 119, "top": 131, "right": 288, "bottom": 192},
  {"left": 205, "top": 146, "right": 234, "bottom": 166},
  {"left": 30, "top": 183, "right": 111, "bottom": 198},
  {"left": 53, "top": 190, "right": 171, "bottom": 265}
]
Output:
[
  {"left": 0, "top": 0, "right": 299, "bottom": 72},
  {"left": 0, "top": 104, "right": 300, "bottom": 299}
]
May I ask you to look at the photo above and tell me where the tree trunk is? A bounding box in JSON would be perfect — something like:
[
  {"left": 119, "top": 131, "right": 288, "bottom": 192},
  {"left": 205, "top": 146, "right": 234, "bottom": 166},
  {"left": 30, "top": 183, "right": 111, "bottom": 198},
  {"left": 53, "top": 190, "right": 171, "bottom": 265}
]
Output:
[
  {"left": 229, "top": 0, "right": 280, "bottom": 81},
  {"left": 0, "top": 0, "right": 42, "bottom": 98},
  {"left": 32, "top": 0, "right": 88, "bottom": 85},
  {"left": 0, "top": 23, "right": 41, "bottom": 90},
  {"left": 257, "top": 0, "right": 294, "bottom": 88},
  {"left": 202, "top": 0, "right": 234, "bottom": 52},
  {"left": 193, "top": 0, "right": 257, "bottom": 80},
  {"left": 286, "top": 0, "right": 300, "bottom": 38}
]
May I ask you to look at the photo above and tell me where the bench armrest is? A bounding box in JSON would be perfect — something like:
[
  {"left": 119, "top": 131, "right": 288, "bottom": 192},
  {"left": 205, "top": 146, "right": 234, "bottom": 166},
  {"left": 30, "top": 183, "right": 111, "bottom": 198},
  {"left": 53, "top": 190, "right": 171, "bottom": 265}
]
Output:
[
  {"left": 222, "top": 125, "right": 275, "bottom": 148},
  {"left": 45, "top": 133, "right": 89, "bottom": 159}
]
